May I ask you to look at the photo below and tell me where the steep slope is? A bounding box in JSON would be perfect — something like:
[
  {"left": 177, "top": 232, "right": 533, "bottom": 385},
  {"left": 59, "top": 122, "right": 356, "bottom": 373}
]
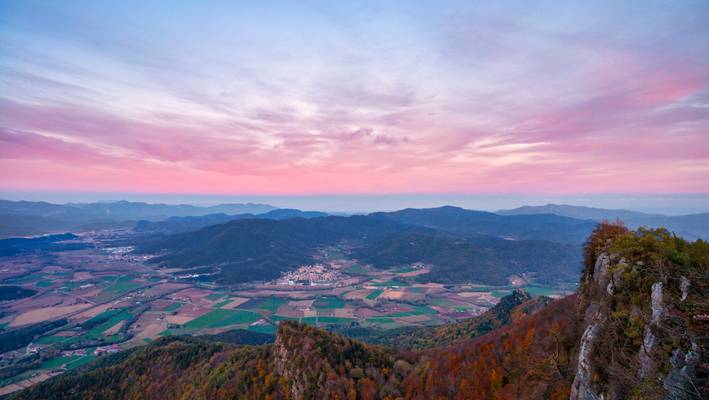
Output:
[
  {"left": 569, "top": 223, "right": 707, "bottom": 399},
  {"left": 10, "top": 336, "right": 283, "bottom": 400},
  {"left": 274, "top": 321, "right": 406, "bottom": 399},
  {"left": 371, "top": 206, "right": 596, "bottom": 244},
  {"left": 401, "top": 294, "right": 581, "bottom": 399}
]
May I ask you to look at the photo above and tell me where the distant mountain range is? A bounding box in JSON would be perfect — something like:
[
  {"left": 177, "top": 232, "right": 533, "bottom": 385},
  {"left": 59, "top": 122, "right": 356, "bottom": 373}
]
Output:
[
  {"left": 497, "top": 203, "right": 709, "bottom": 240},
  {"left": 0, "top": 199, "right": 277, "bottom": 238},
  {"left": 131, "top": 204, "right": 708, "bottom": 286},
  {"left": 133, "top": 209, "right": 328, "bottom": 234},
  {"left": 372, "top": 206, "right": 596, "bottom": 244},
  {"left": 135, "top": 207, "right": 588, "bottom": 286}
]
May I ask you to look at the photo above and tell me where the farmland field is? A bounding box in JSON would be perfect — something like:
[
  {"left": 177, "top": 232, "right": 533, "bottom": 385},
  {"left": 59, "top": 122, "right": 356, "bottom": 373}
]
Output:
[
  {"left": 0, "top": 228, "right": 572, "bottom": 396},
  {"left": 366, "top": 290, "right": 383, "bottom": 300},
  {"left": 183, "top": 309, "right": 260, "bottom": 329}
]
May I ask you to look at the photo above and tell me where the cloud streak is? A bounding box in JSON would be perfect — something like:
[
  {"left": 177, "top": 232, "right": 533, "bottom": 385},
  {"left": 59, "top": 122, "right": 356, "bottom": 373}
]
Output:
[{"left": 0, "top": 0, "right": 708, "bottom": 195}]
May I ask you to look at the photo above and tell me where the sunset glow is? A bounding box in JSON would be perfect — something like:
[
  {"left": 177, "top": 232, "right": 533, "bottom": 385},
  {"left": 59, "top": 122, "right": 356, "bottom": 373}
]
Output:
[{"left": 1, "top": 1, "right": 708, "bottom": 195}]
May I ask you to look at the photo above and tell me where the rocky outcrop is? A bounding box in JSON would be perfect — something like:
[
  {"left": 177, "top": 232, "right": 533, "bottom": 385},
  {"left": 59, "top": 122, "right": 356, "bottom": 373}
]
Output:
[
  {"left": 570, "top": 305, "right": 605, "bottom": 400},
  {"left": 570, "top": 224, "right": 706, "bottom": 400},
  {"left": 273, "top": 320, "right": 399, "bottom": 400},
  {"left": 570, "top": 250, "right": 613, "bottom": 400},
  {"left": 680, "top": 276, "right": 690, "bottom": 302},
  {"left": 639, "top": 282, "right": 663, "bottom": 378}
]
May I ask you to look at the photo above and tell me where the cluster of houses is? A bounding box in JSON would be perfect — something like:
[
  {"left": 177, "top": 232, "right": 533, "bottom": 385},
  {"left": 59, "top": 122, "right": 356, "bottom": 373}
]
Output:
[{"left": 275, "top": 264, "right": 341, "bottom": 286}]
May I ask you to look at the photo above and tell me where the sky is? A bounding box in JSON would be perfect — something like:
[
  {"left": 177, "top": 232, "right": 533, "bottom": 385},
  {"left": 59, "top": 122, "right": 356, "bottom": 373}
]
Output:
[{"left": 1, "top": 1, "right": 709, "bottom": 208}]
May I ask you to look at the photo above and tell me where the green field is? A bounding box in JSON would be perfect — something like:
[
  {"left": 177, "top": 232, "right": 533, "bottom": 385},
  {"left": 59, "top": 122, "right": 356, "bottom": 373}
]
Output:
[
  {"left": 256, "top": 297, "right": 286, "bottom": 313},
  {"left": 467, "top": 285, "right": 512, "bottom": 292},
  {"left": 65, "top": 355, "right": 96, "bottom": 369},
  {"left": 387, "top": 305, "right": 437, "bottom": 317},
  {"left": 365, "top": 317, "right": 395, "bottom": 324},
  {"left": 270, "top": 315, "right": 354, "bottom": 326},
  {"left": 163, "top": 302, "right": 182, "bottom": 312},
  {"left": 301, "top": 316, "right": 355, "bottom": 325},
  {"left": 205, "top": 293, "right": 226, "bottom": 301},
  {"left": 41, "top": 355, "right": 81, "bottom": 369},
  {"left": 85, "top": 309, "right": 133, "bottom": 339},
  {"left": 41, "top": 353, "right": 97, "bottom": 370},
  {"left": 270, "top": 315, "right": 298, "bottom": 322},
  {"left": 491, "top": 290, "right": 512, "bottom": 298},
  {"left": 248, "top": 324, "right": 276, "bottom": 335},
  {"left": 60, "top": 282, "right": 87, "bottom": 290},
  {"left": 523, "top": 286, "right": 560, "bottom": 296},
  {"left": 6, "top": 273, "right": 44, "bottom": 284},
  {"left": 366, "top": 290, "right": 383, "bottom": 300},
  {"left": 372, "top": 279, "right": 410, "bottom": 287},
  {"left": 183, "top": 309, "right": 260, "bottom": 329},
  {"left": 105, "top": 282, "right": 142, "bottom": 292},
  {"left": 35, "top": 280, "right": 53, "bottom": 288},
  {"left": 213, "top": 299, "right": 233, "bottom": 308},
  {"left": 313, "top": 297, "right": 345, "bottom": 309},
  {"left": 101, "top": 277, "right": 142, "bottom": 295},
  {"left": 429, "top": 297, "right": 455, "bottom": 307},
  {"left": 344, "top": 264, "right": 367, "bottom": 275},
  {"left": 242, "top": 297, "right": 287, "bottom": 313},
  {"left": 35, "top": 335, "right": 71, "bottom": 344}
]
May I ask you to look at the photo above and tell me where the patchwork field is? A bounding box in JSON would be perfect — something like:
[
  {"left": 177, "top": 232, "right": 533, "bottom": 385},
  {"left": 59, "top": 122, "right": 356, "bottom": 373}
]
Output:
[{"left": 0, "top": 231, "right": 573, "bottom": 396}]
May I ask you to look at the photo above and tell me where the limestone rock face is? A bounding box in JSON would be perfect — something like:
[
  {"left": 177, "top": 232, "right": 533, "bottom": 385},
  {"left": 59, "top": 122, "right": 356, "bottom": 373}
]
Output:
[
  {"left": 570, "top": 239, "right": 704, "bottom": 400},
  {"left": 569, "top": 306, "right": 605, "bottom": 400},
  {"left": 680, "top": 276, "right": 690, "bottom": 302},
  {"left": 640, "top": 282, "right": 664, "bottom": 378},
  {"left": 570, "top": 250, "right": 613, "bottom": 400}
]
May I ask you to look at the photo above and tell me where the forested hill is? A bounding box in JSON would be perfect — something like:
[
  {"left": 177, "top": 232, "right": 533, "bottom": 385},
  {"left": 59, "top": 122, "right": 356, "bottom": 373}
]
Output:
[
  {"left": 371, "top": 206, "right": 596, "bottom": 244},
  {"left": 135, "top": 209, "right": 587, "bottom": 285},
  {"left": 15, "top": 224, "right": 707, "bottom": 400},
  {"left": 135, "top": 215, "right": 431, "bottom": 283}
]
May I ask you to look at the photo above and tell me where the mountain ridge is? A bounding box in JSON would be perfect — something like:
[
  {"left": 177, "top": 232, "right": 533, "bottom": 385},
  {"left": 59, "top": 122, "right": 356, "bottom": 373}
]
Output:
[
  {"left": 0, "top": 199, "right": 278, "bottom": 238},
  {"left": 497, "top": 203, "right": 709, "bottom": 240}
]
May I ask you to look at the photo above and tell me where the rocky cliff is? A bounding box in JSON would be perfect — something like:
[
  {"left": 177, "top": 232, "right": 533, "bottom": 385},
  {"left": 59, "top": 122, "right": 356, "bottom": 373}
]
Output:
[{"left": 570, "top": 223, "right": 707, "bottom": 400}]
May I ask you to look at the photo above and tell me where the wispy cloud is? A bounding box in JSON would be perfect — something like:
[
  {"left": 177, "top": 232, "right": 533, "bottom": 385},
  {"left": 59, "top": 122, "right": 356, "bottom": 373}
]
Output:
[{"left": 0, "top": 0, "right": 708, "bottom": 194}]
